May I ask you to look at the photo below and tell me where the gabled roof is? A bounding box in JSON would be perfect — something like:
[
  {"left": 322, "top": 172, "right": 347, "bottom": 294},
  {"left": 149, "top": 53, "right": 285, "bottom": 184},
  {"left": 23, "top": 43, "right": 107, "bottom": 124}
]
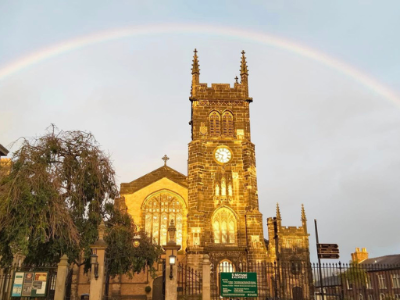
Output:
[{"left": 120, "top": 165, "right": 187, "bottom": 194}]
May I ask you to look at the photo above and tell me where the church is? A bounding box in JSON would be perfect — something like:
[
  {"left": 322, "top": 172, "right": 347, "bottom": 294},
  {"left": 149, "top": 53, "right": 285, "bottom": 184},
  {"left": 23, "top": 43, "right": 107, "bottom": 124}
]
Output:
[{"left": 116, "top": 49, "right": 311, "bottom": 272}]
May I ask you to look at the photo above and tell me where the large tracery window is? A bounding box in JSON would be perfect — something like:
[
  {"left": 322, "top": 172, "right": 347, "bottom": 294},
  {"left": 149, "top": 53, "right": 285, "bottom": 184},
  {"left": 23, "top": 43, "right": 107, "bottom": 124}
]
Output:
[
  {"left": 144, "top": 192, "right": 183, "bottom": 246},
  {"left": 222, "top": 112, "right": 234, "bottom": 137},
  {"left": 212, "top": 208, "right": 237, "bottom": 244},
  {"left": 209, "top": 112, "right": 221, "bottom": 136}
]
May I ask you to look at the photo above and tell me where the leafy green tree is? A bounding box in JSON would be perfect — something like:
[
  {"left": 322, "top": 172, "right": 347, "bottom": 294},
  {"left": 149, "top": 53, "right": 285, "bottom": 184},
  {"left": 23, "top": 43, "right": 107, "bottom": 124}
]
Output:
[
  {"left": 104, "top": 203, "right": 163, "bottom": 278},
  {"left": 340, "top": 262, "right": 368, "bottom": 287},
  {"left": 0, "top": 126, "right": 162, "bottom": 276}
]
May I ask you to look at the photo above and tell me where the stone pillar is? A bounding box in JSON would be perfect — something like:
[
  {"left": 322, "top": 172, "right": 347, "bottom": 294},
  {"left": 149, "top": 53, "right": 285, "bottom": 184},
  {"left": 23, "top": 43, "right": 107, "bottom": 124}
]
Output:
[
  {"left": 55, "top": 254, "right": 69, "bottom": 300},
  {"left": 89, "top": 220, "right": 107, "bottom": 300},
  {"left": 202, "top": 254, "right": 211, "bottom": 300},
  {"left": 163, "top": 220, "right": 181, "bottom": 300},
  {"left": 164, "top": 245, "right": 180, "bottom": 300}
]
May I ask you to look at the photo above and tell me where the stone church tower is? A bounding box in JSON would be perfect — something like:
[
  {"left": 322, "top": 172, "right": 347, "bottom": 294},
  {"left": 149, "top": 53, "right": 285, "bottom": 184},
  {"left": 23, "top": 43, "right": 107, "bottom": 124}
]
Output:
[
  {"left": 116, "top": 49, "right": 311, "bottom": 272},
  {"left": 186, "top": 50, "right": 268, "bottom": 269}
]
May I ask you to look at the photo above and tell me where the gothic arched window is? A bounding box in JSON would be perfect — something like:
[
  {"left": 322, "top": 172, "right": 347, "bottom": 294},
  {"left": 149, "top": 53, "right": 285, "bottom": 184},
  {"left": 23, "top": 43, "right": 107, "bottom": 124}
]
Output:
[
  {"left": 209, "top": 112, "right": 221, "bottom": 136},
  {"left": 212, "top": 208, "right": 237, "bottom": 244},
  {"left": 222, "top": 112, "right": 234, "bottom": 137},
  {"left": 144, "top": 192, "right": 183, "bottom": 246}
]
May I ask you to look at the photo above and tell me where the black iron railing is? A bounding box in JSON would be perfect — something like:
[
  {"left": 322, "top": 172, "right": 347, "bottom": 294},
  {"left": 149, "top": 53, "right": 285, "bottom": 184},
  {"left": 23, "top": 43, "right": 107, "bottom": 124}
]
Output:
[
  {"left": 178, "top": 263, "right": 202, "bottom": 298},
  {"left": 210, "top": 262, "right": 400, "bottom": 300}
]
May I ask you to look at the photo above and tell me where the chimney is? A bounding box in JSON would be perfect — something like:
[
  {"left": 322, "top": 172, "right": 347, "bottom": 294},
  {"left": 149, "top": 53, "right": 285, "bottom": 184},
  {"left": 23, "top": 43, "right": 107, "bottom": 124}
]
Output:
[{"left": 351, "top": 247, "right": 368, "bottom": 263}]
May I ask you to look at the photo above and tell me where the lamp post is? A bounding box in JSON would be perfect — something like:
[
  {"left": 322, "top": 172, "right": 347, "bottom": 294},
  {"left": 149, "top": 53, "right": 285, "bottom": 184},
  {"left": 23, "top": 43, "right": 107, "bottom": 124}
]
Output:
[
  {"left": 167, "top": 220, "right": 177, "bottom": 280},
  {"left": 90, "top": 253, "right": 99, "bottom": 279},
  {"left": 163, "top": 220, "right": 181, "bottom": 300},
  {"left": 89, "top": 220, "right": 107, "bottom": 300},
  {"left": 133, "top": 224, "right": 141, "bottom": 248},
  {"left": 169, "top": 253, "right": 176, "bottom": 279}
]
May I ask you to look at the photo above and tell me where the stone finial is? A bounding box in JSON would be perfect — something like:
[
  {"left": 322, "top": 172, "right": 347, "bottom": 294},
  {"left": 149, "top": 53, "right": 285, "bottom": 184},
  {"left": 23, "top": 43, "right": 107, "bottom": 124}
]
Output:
[
  {"left": 168, "top": 219, "right": 177, "bottom": 244},
  {"left": 191, "top": 49, "right": 200, "bottom": 97},
  {"left": 58, "top": 254, "right": 69, "bottom": 267},
  {"left": 301, "top": 204, "right": 307, "bottom": 221},
  {"left": 98, "top": 220, "right": 106, "bottom": 241},
  {"left": 240, "top": 50, "right": 249, "bottom": 77},
  {"left": 191, "top": 48, "right": 200, "bottom": 75},
  {"left": 276, "top": 203, "right": 281, "bottom": 220},
  {"left": 202, "top": 253, "right": 210, "bottom": 264},
  {"left": 234, "top": 76, "right": 239, "bottom": 84}
]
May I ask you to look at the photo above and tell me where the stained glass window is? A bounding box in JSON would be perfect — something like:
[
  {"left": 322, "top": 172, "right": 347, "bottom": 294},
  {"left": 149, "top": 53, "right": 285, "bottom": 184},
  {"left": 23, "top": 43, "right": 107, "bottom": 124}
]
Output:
[{"left": 144, "top": 192, "right": 184, "bottom": 246}]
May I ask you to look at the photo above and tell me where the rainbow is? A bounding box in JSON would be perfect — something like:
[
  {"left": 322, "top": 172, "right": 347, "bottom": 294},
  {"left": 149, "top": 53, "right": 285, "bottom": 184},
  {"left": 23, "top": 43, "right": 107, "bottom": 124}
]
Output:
[{"left": 0, "top": 23, "right": 399, "bottom": 105}]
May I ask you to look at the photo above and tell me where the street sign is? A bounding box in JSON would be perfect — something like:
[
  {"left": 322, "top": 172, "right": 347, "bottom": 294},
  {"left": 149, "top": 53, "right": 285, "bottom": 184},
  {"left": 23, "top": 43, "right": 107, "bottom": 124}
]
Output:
[
  {"left": 317, "top": 244, "right": 340, "bottom": 259},
  {"left": 318, "top": 253, "right": 340, "bottom": 259},
  {"left": 220, "top": 272, "right": 258, "bottom": 297}
]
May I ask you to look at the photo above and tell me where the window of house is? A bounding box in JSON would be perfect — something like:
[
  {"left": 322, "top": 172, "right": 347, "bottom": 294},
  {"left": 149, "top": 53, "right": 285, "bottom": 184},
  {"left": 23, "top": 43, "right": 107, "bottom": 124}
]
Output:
[
  {"left": 378, "top": 275, "right": 387, "bottom": 289},
  {"left": 366, "top": 275, "right": 372, "bottom": 289},
  {"left": 209, "top": 112, "right": 221, "bottom": 136},
  {"left": 212, "top": 208, "right": 237, "bottom": 244},
  {"left": 222, "top": 112, "right": 234, "bottom": 137},
  {"left": 347, "top": 280, "right": 354, "bottom": 290},
  {"left": 368, "top": 295, "right": 374, "bottom": 300},
  {"left": 144, "top": 192, "right": 183, "bottom": 246},
  {"left": 392, "top": 274, "right": 400, "bottom": 289}
]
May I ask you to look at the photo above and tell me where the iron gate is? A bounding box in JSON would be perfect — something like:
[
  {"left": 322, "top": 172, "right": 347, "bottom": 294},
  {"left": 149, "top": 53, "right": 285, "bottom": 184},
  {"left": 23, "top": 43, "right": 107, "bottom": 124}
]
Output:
[{"left": 210, "top": 261, "right": 314, "bottom": 300}]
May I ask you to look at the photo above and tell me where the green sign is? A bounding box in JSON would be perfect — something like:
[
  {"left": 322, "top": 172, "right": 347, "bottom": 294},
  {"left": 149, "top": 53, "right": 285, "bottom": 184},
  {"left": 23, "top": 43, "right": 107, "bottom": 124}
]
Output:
[
  {"left": 220, "top": 272, "right": 258, "bottom": 297},
  {"left": 12, "top": 271, "right": 48, "bottom": 297}
]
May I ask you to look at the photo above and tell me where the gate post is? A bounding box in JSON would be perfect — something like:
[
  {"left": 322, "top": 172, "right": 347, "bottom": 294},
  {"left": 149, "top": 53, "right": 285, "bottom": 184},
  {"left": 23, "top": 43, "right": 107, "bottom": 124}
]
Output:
[
  {"left": 202, "top": 254, "right": 211, "bottom": 300},
  {"left": 163, "top": 220, "right": 181, "bottom": 300},
  {"left": 54, "top": 254, "right": 69, "bottom": 300},
  {"left": 89, "top": 220, "right": 108, "bottom": 300}
]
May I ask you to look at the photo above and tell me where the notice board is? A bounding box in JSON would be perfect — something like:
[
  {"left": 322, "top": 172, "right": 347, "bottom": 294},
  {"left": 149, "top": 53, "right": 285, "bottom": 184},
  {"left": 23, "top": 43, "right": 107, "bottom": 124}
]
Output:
[
  {"left": 12, "top": 271, "right": 48, "bottom": 297},
  {"left": 220, "top": 272, "right": 258, "bottom": 297}
]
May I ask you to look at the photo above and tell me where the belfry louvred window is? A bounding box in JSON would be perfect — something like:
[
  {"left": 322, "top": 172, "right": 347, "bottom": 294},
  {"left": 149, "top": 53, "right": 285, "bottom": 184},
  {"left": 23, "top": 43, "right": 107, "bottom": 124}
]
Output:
[
  {"left": 209, "top": 111, "right": 221, "bottom": 136},
  {"left": 222, "top": 112, "right": 234, "bottom": 137},
  {"left": 144, "top": 192, "right": 183, "bottom": 246}
]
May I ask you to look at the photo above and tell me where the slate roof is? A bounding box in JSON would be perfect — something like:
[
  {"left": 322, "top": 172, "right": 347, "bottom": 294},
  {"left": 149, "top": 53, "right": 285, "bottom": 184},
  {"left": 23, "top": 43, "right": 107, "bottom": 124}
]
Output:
[
  {"left": 361, "top": 254, "right": 400, "bottom": 267},
  {"left": 120, "top": 165, "right": 188, "bottom": 194},
  {"left": 314, "top": 275, "right": 341, "bottom": 287}
]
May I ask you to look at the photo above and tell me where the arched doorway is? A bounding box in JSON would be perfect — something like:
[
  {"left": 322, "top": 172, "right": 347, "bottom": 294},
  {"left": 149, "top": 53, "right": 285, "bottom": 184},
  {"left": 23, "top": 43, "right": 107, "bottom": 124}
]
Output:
[{"left": 218, "top": 260, "right": 234, "bottom": 273}]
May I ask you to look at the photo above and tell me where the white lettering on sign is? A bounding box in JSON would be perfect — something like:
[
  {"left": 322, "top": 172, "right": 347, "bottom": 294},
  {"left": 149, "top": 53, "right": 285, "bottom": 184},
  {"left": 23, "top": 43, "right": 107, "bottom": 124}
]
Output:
[{"left": 232, "top": 274, "right": 247, "bottom": 279}]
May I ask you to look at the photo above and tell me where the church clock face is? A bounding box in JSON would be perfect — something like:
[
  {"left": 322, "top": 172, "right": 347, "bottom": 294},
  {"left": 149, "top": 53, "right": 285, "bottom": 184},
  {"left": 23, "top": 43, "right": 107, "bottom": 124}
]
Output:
[{"left": 214, "top": 147, "right": 232, "bottom": 164}]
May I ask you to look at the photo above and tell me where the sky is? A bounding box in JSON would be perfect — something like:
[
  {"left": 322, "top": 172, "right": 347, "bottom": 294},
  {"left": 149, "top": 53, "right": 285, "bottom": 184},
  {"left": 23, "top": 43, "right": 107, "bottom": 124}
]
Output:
[{"left": 0, "top": 0, "right": 400, "bottom": 262}]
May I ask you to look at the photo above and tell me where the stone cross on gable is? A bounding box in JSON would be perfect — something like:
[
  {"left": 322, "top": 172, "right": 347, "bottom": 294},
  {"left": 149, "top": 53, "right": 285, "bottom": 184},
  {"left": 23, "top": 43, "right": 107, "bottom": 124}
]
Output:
[{"left": 162, "top": 155, "right": 169, "bottom": 166}]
